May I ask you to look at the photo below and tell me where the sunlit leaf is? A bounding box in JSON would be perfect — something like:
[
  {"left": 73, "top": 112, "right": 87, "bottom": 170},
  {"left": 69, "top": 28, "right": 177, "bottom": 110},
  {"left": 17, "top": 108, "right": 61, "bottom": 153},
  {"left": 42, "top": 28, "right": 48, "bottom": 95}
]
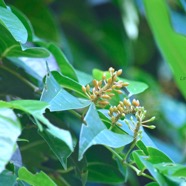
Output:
[
  {"left": 143, "top": 0, "right": 186, "bottom": 99},
  {"left": 0, "top": 25, "right": 49, "bottom": 58},
  {"left": 75, "top": 70, "right": 93, "bottom": 85},
  {"left": 18, "top": 167, "right": 57, "bottom": 186},
  {"left": 0, "top": 108, "right": 21, "bottom": 173},
  {"left": 92, "top": 69, "right": 148, "bottom": 96},
  {"left": 10, "top": 6, "right": 35, "bottom": 41},
  {"left": 41, "top": 73, "right": 91, "bottom": 111},
  {"left": 0, "top": 7, "right": 27, "bottom": 43},
  {"left": 132, "top": 150, "right": 169, "bottom": 186},
  {"left": 0, "top": 100, "right": 73, "bottom": 157},
  {"left": 132, "top": 147, "right": 173, "bottom": 186},
  {"left": 146, "top": 147, "right": 172, "bottom": 164}
]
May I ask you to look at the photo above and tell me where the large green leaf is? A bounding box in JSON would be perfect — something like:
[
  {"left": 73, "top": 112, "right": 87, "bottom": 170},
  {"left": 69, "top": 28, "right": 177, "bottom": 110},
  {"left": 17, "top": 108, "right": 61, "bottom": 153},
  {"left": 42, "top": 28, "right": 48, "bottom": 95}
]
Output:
[
  {"left": 75, "top": 70, "right": 93, "bottom": 85},
  {"left": 78, "top": 104, "right": 133, "bottom": 160},
  {"left": 0, "top": 108, "right": 21, "bottom": 173},
  {"left": 52, "top": 71, "right": 87, "bottom": 98},
  {"left": 40, "top": 73, "right": 91, "bottom": 111},
  {"left": 10, "top": 6, "right": 35, "bottom": 41},
  {"left": 0, "top": 7, "right": 27, "bottom": 43},
  {"left": 143, "top": 0, "right": 186, "bottom": 99},
  {"left": 0, "top": 100, "right": 73, "bottom": 155},
  {"left": 86, "top": 146, "right": 126, "bottom": 184},
  {"left": 0, "top": 24, "right": 50, "bottom": 58},
  {"left": 146, "top": 147, "right": 172, "bottom": 164},
  {"left": 5, "top": 45, "right": 50, "bottom": 58},
  {"left": 154, "top": 163, "right": 186, "bottom": 185},
  {"left": 8, "top": 0, "right": 60, "bottom": 42},
  {"left": 92, "top": 69, "right": 148, "bottom": 96},
  {"left": 39, "top": 128, "right": 74, "bottom": 170},
  {"left": 132, "top": 150, "right": 169, "bottom": 186},
  {"left": 132, "top": 147, "right": 173, "bottom": 186},
  {"left": 18, "top": 167, "right": 57, "bottom": 186},
  {"left": 0, "top": 170, "right": 17, "bottom": 186},
  {"left": 46, "top": 43, "right": 78, "bottom": 81}
]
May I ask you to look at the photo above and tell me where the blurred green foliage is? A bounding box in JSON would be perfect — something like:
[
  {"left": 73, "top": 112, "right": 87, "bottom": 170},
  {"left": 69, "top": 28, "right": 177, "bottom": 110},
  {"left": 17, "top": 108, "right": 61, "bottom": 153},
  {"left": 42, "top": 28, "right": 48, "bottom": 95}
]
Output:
[{"left": 0, "top": 0, "right": 186, "bottom": 185}]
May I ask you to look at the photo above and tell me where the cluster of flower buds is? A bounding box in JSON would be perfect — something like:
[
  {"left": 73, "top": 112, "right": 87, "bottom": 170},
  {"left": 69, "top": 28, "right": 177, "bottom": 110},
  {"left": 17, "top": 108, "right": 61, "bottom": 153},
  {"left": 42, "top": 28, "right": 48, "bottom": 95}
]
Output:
[
  {"left": 109, "top": 97, "right": 155, "bottom": 129},
  {"left": 82, "top": 67, "right": 129, "bottom": 107},
  {"left": 108, "top": 98, "right": 140, "bottom": 125}
]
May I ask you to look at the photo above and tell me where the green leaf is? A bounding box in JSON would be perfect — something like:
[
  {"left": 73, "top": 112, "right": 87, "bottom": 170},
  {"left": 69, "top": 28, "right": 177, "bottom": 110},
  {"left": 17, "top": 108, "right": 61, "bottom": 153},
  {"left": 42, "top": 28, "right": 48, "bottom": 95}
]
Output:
[
  {"left": 146, "top": 147, "right": 172, "bottom": 164},
  {"left": 99, "top": 110, "right": 156, "bottom": 148},
  {"left": 46, "top": 43, "right": 78, "bottom": 81},
  {"left": 10, "top": 6, "right": 35, "bottom": 41},
  {"left": 133, "top": 150, "right": 169, "bottom": 186},
  {"left": 75, "top": 70, "right": 93, "bottom": 85},
  {"left": 0, "top": 100, "right": 49, "bottom": 132},
  {"left": 132, "top": 150, "right": 146, "bottom": 171},
  {"left": 11, "top": 0, "right": 60, "bottom": 42},
  {"left": 154, "top": 163, "right": 186, "bottom": 184},
  {"left": 0, "top": 170, "right": 17, "bottom": 186},
  {"left": 0, "top": 108, "right": 21, "bottom": 173},
  {"left": 0, "top": 25, "right": 49, "bottom": 58},
  {"left": 41, "top": 73, "right": 91, "bottom": 111},
  {"left": 52, "top": 71, "right": 87, "bottom": 98},
  {"left": 78, "top": 104, "right": 133, "bottom": 160},
  {"left": 68, "top": 148, "right": 88, "bottom": 185},
  {"left": 92, "top": 69, "right": 148, "bottom": 96},
  {"left": 122, "top": 79, "right": 148, "bottom": 96},
  {"left": 86, "top": 146, "right": 126, "bottom": 184},
  {"left": 0, "top": 0, "right": 6, "bottom": 8},
  {"left": 0, "top": 100, "right": 49, "bottom": 121},
  {"left": 0, "top": 100, "right": 73, "bottom": 154},
  {"left": 132, "top": 147, "right": 173, "bottom": 186},
  {"left": 172, "top": 167, "right": 186, "bottom": 177},
  {"left": 18, "top": 167, "right": 57, "bottom": 186},
  {"left": 88, "top": 162, "right": 125, "bottom": 184},
  {"left": 39, "top": 127, "right": 74, "bottom": 170},
  {"left": 5, "top": 45, "right": 50, "bottom": 58},
  {"left": 145, "top": 182, "right": 159, "bottom": 186},
  {"left": 143, "top": 0, "right": 186, "bottom": 99},
  {"left": 0, "top": 7, "right": 27, "bottom": 43}
]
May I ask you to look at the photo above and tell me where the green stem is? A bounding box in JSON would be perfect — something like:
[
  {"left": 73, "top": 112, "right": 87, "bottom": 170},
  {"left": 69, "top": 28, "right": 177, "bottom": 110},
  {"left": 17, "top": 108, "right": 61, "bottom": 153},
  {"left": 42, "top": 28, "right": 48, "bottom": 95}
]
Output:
[
  {"left": 105, "top": 146, "right": 123, "bottom": 161},
  {"left": 124, "top": 138, "right": 137, "bottom": 162},
  {"left": 109, "top": 125, "right": 114, "bottom": 130},
  {"left": 20, "top": 140, "right": 45, "bottom": 151},
  {"left": 40, "top": 165, "right": 74, "bottom": 174},
  {"left": 68, "top": 109, "right": 88, "bottom": 125},
  {"left": 123, "top": 120, "right": 141, "bottom": 162},
  {"left": 0, "top": 65, "right": 39, "bottom": 92},
  {"left": 69, "top": 110, "right": 82, "bottom": 120},
  {"left": 127, "top": 164, "right": 155, "bottom": 181},
  {"left": 105, "top": 146, "right": 155, "bottom": 181}
]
